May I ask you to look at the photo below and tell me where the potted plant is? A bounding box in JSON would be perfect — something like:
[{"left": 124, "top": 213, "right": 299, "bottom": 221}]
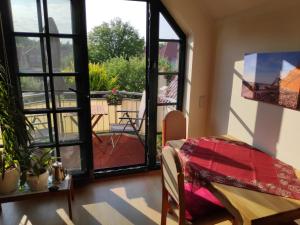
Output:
[
  {"left": 0, "top": 152, "right": 20, "bottom": 194},
  {"left": 106, "top": 88, "right": 123, "bottom": 105},
  {"left": 26, "top": 148, "right": 54, "bottom": 191},
  {"left": 0, "top": 64, "right": 33, "bottom": 193}
]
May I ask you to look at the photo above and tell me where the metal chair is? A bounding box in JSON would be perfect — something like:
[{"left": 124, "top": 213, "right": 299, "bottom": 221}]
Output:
[{"left": 110, "top": 90, "right": 146, "bottom": 149}]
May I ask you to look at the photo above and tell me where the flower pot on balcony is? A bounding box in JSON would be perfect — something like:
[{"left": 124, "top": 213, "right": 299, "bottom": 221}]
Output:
[
  {"left": 27, "top": 170, "right": 49, "bottom": 191},
  {"left": 107, "top": 99, "right": 122, "bottom": 105},
  {"left": 0, "top": 166, "right": 20, "bottom": 194},
  {"left": 106, "top": 88, "right": 123, "bottom": 105}
]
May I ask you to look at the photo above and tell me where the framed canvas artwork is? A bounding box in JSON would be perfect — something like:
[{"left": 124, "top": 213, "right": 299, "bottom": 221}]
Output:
[{"left": 242, "top": 52, "right": 300, "bottom": 109}]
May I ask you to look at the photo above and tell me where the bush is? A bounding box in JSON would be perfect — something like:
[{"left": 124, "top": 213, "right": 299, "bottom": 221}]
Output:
[
  {"left": 89, "top": 63, "right": 118, "bottom": 91},
  {"left": 103, "top": 56, "right": 146, "bottom": 93}
]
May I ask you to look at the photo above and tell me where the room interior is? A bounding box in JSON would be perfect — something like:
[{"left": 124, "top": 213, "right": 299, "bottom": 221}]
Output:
[{"left": 0, "top": 0, "right": 300, "bottom": 224}]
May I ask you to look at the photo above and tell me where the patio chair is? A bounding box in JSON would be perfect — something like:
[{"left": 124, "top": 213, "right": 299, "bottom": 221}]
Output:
[
  {"left": 110, "top": 90, "right": 146, "bottom": 149},
  {"left": 162, "top": 110, "right": 186, "bottom": 146},
  {"left": 161, "top": 147, "right": 234, "bottom": 225}
]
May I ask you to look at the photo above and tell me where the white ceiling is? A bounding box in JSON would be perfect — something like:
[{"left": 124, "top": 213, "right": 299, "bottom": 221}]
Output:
[{"left": 198, "top": 0, "right": 273, "bottom": 19}]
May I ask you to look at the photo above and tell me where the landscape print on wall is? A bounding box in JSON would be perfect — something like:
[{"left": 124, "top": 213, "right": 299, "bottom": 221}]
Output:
[{"left": 242, "top": 52, "right": 300, "bottom": 109}]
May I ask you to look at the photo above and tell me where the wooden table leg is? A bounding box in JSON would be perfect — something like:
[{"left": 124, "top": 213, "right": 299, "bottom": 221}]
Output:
[
  {"left": 91, "top": 114, "right": 104, "bottom": 143},
  {"left": 67, "top": 191, "right": 73, "bottom": 220}
]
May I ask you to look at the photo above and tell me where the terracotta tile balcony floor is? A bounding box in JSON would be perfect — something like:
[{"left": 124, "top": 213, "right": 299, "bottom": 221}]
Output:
[
  {"left": 60, "top": 134, "right": 145, "bottom": 171},
  {"left": 92, "top": 134, "right": 145, "bottom": 170}
]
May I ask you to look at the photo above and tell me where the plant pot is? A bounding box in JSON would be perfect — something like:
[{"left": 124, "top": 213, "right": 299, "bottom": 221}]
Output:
[
  {"left": 0, "top": 166, "right": 20, "bottom": 194},
  {"left": 107, "top": 99, "right": 122, "bottom": 105},
  {"left": 27, "top": 170, "right": 49, "bottom": 191}
]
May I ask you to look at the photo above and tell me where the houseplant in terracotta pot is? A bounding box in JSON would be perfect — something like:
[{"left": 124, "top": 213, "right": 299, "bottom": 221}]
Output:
[
  {"left": 0, "top": 64, "right": 32, "bottom": 193},
  {"left": 26, "top": 148, "right": 54, "bottom": 191},
  {"left": 0, "top": 152, "right": 20, "bottom": 194}
]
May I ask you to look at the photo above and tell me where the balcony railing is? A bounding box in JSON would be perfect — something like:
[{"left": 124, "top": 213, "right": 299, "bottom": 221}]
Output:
[{"left": 0, "top": 91, "right": 176, "bottom": 146}]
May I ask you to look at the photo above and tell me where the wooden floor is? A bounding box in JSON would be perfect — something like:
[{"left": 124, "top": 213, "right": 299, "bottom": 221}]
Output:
[
  {"left": 0, "top": 171, "right": 177, "bottom": 225},
  {"left": 1, "top": 170, "right": 298, "bottom": 225}
]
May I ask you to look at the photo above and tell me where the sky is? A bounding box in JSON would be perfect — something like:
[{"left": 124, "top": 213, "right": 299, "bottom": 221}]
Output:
[
  {"left": 243, "top": 52, "right": 300, "bottom": 84},
  {"left": 86, "top": 0, "right": 178, "bottom": 40},
  {"left": 86, "top": 0, "right": 146, "bottom": 38},
  {"left": 10, "top": 0, "right": 178, "bottom": 41}
]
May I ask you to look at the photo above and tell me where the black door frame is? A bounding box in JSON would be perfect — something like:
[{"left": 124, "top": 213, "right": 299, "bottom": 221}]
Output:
[
  {"left": 0, "top": 0, "right": 93, "bottom": 179},
  {"left": 0, "top": 0, "right": 186, "bottom": 178}
]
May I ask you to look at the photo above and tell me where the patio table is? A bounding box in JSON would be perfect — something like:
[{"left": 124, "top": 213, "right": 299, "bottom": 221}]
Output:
[
  {"left": 90, "top": 105, "right": 108, "bottom": 143},
  {"left": 65, "top": 105, "right": 107, "bottom": 143},
  {"left": 166, "top": 137, "right": 300, "bottom": 225}
]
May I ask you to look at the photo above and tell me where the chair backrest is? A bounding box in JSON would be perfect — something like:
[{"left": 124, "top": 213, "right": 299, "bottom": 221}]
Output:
[
  {"left": 162, "top": 110, "right": 186, "bottom": 146},
  {"left": 136, "top": 90, "right": 146, "bottom": 130},
  {"left": 161, "top": 147, "right": 185, "bottom": 220}
]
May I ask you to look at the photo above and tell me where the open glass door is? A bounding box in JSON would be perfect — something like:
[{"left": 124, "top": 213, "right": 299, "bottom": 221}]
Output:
[
  {"left": 1, "top": 0, "right": 92, "bottom": 176},
  {"left": 85, "top": 0, "right": 148, "bottom": 173},
  {"left": 148, "top": 2, "right": 186, "bottom": 165}
]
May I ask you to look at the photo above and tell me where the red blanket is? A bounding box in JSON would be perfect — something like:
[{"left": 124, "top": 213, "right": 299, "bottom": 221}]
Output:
[{"left": 178, "top": 137, "right": 300, "bottom": 200}]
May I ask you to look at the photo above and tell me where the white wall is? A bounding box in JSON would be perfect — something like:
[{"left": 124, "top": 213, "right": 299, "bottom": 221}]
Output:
[
  {"left": 209, "top": 0, "right": 300, "bottom": 168},
  {"left": 161, "top": 0, "right": 215, "bottom": 137}
]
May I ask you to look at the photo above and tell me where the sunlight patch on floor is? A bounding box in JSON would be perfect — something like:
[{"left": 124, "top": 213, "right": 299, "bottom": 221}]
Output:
[
  {"left": 56, "top": 208, "right": 74, "bottom": 225},
  {"left": 18, "top": 215, "right": 32, "bottom": 225},
  {"left": 82, "top": 202, "right": 134, "bottom": 225},
  {"left": 111, "top": 187, "right": 160, "bottom": 220}
]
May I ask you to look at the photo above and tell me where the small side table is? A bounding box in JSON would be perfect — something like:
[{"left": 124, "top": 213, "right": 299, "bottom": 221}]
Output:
[{"left": 0, "top": 174, "right": 74, "bottom": 220}]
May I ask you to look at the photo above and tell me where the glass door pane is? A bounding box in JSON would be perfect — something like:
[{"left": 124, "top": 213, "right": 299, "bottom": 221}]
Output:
[
  {"left": 86, "top": 0, "right": 147, "bottom": 171},
  {"left": 155, "top": 9, "right": 186, "bottom": 163},
  {"left": 8, "top": 0, "right": 91, "bottom": 173}
]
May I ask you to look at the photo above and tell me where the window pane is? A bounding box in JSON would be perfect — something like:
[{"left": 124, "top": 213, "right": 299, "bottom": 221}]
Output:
[
  {"left": 20, "top": 76, "right": 47, "bottom": 109},
  {"left": 53, "top": 76, "right": 77, "bottom": 108},
  {"left": 156, "top": 105, "right": 176, "bottom": 133},
  {"left": 47, "top": 0, "right": 72, "bottom": 34},
  {"left": 51, "top": 38, "right": 74, "bottom": 72},
  {"left": 26, "top": 114, "right": 53, "bottom": 144},
  {"left": 159, "top": 42, "right": 179, "bottom": 73},
  {"left": 156, "top": 105, "right": 176, "bottom": 161},
  {"left": 159, "top": 13, "right": 179, "bottom": 40},
  {"left": 11, "top": 0, "right": 39, "bottom": 32},
  {"left": 158, "top": 75, "right": 178, "bottom": 104},
  {"left": 57, "top": 112, "right": 79, "bottom": 142},
  {"left": 60, "top": 145, "right": 81, "bottom": 171},
  {"left": 16, "top": 37, "right": 44, "bottom": 73}
]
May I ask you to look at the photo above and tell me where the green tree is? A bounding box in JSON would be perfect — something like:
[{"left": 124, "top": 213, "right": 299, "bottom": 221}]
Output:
[
  {"left": 88, "top": 18, "right": 144, "bottom": 63},
  {"left": 103, "top": 56, "right": 146, "bottom": 93}
]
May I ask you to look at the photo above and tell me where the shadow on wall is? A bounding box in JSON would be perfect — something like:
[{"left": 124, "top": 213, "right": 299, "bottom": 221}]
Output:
[
  {"left": 232, "top": 53, "right": 287, "bottom": 156},
  {"left": 251, "top": 53, "right": 288, "bottom": 156},
  {"left": 209, "top": 49, "right": 238, "bottom": 135},
  {"left": 183, "top": 37, "right": 193, "bottom": 134},
  {"left": 253, "top": 102, "right": 283, "bottom": 156}
]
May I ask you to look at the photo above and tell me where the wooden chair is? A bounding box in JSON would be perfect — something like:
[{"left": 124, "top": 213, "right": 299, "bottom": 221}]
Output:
[
  {"left": 161, "top": 147, "right": 234, "bottom": 225},
  {"left": 162, "top": 110, "right": 186, "bottom": 146}
]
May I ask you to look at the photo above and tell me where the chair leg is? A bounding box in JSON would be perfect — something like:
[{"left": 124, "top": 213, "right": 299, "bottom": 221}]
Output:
[
  {"left": 110, "top": 122, "right": 130, "bottom": 152},
  {"left": 127, "top": 117, "right": 145, "bottom": 146},
  {"left": 161, "top": 187, "right": 169, "bottom": 225}
]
